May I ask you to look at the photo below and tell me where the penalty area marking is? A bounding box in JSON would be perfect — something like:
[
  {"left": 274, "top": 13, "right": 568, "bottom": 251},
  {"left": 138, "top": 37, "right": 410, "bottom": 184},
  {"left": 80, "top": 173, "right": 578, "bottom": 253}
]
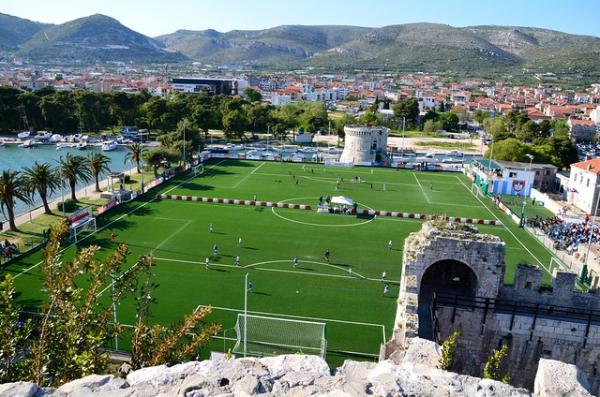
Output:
[
  {"left": 153, "top": 257, "right": 399, "bottom": 284},
  {"left": 195, "top": 304, "right": 387, "bottom": 346},
  {"left": 271, "top": 196, "right": 376, "bottom": 227},
  {"left": 13, "top": 159, "right": 228, "bottom": 279}
]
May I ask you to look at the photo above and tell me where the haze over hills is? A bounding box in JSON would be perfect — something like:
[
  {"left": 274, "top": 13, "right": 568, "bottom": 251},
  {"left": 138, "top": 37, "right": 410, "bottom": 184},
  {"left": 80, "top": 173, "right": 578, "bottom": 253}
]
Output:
[{"left": 2, "top": 11, "right": 600, "bottom": 76}]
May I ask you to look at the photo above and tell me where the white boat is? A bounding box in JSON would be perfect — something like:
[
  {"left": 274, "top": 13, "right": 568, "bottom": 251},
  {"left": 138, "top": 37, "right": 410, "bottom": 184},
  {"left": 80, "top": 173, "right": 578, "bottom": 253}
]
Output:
[
  {"left": 101, "top": 140, "right": 118, "bottom": 151},
  {"left": 17, "top": 131, "right": 30, "bottom": 139},
  {"left": 19, "top": 139, "right": 35, "bottom": 148},
  {"left": 0, "top": 139, "right": 5, "bottom": 147},
  {"left": 49, "top": 134, "right": 63, "bottom": 143},
  {"left": 447, "top": 150, "right": 463, "bottom": 157},
  {"left": 34, "top": 131, "right": 52, "bottom": 141},
  {"left": 76, "top": 142, "right": 88, "bottom": 150}
]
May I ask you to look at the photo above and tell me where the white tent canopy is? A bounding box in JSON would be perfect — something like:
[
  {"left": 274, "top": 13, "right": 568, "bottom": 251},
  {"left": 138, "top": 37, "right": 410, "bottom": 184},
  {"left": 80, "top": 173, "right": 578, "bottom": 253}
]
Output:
[{"left": 331, "top": 196, "right": 354, "bottom": 206}]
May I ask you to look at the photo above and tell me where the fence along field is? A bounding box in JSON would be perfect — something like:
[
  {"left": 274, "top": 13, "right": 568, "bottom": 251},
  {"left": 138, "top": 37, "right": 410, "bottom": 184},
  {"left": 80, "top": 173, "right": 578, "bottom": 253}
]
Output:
[{"left": 3, "top": 159, "right": 562, "bottom": 366}]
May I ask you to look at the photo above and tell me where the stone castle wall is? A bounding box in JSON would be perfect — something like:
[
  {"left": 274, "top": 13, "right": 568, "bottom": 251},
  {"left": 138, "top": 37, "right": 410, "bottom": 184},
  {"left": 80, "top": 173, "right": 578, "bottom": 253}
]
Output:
[{"left": 385, "top": 221, "right": 600, "bottom": 394}]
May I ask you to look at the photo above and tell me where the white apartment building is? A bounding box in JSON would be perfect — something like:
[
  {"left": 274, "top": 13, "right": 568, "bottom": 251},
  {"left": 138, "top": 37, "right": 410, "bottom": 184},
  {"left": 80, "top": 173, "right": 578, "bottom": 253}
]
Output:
[{"left": 568, "top": 159, "right": 600, "bottom": 215}]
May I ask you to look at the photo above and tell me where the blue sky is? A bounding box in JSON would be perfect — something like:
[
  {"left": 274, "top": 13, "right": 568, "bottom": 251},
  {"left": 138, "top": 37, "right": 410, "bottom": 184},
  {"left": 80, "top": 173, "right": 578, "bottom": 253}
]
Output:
[{"left": 2, "top": 0, "right": 600, "bottom": 38}]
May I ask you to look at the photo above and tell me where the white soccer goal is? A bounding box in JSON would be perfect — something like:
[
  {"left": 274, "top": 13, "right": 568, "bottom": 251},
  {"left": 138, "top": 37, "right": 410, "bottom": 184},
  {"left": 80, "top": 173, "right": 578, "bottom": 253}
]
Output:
[
  {"left": 233, "top": 313, "right": 327, "bottom": 358},
  {"left": 69, "top": 217, "right": 97, "bottom": 243},
  {"left": 193, "top": 163, "right": 205, "bottom": 177},
  {"left": 471, "top": 183, "right": 486, "bottom": 198}
]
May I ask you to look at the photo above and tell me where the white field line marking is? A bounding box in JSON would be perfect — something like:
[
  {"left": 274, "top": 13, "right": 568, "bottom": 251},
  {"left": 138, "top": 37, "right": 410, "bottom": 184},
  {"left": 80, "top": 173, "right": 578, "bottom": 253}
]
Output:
[
  {"left": 97, "top": 261, "right": 142, "bottom": 297},
  {"left": 13, "top": 160, "right": 227, "bottom": 279},
  {"left": 412, "top": 173, "right": 431, "bottom": 204},
  {"left": 195, "top": 304, "right": 387, "bottom": 331},
  {"left": 111, "top": 325, "right": 380, "bottom": 357},
  {"left": 146, "top": 216, "right": 190, "bottom": 222},
  {"left": 155, "top": 220, "right": 192, "bottom": 250},
  {"left": 456, "top": 176, "right": 553, "bottom": 275},
  {"left": 255, "top": 172, "right": 460, "bottom": 186},
  {"left": 231, "top": 162, "right": 266, "bottom": 189},
  {"left": 154, "top": 257, "right": 399, "bottom": 284}
]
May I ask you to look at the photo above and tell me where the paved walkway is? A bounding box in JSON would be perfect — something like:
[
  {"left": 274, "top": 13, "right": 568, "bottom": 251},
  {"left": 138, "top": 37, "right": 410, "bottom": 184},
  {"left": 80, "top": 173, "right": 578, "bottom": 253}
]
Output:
[{"left": 10, "top": 166, "right": 137, "bottom": 229}]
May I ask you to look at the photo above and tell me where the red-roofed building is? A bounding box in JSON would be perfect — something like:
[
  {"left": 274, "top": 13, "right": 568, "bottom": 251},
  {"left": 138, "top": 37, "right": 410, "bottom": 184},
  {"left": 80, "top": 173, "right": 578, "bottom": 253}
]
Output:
[
  {"left": 568, "top": 118, "right": 598, "bottom": 142},
  {"left": 568, "top": 159, "right": 600, "bottom": 214}
]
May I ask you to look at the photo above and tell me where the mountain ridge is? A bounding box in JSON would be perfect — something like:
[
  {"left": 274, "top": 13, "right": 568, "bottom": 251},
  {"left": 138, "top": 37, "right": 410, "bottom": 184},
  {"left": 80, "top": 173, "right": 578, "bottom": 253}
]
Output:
[{"left": 1, "top": 12, "right": 600, "bottom": 75}]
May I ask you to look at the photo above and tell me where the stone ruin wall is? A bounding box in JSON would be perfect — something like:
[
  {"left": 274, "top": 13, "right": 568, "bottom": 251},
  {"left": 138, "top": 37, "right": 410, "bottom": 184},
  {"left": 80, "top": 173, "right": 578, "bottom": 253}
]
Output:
[{"left": 383, "top": 221, "right": 600, "bottom": 394}]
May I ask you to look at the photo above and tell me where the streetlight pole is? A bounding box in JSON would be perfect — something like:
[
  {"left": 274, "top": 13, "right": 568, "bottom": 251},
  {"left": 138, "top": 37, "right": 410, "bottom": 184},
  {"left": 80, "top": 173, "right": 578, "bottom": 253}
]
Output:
[
  {"left": 520, "top": 154, "right": 534, "bottom": 227},
  {"left": 582, "top": 186, "right": 600, "bottom": 283},
  {"left": 243, "top": 272, "right": 249, "bottom": 357},
  {"left": 112, "top": 276, "right": 119, "bottom": 351},
  {"left": 182, "top": 121, "right": 186, "bottom": 169}
]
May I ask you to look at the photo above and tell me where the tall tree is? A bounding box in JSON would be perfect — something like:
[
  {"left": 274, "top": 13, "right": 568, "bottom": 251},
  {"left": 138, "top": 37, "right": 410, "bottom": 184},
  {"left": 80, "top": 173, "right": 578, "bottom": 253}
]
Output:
[
  {"left": 59, "top": 154, "right": 92, "bottom": 200},
  {"left": 88, "top": 153, "right": 112, "bottom": 192},
  {"left": 222, "top": 109, "right": 249, "bottom": 140},
  {"left": 125, "top": 143, "right": 144, "bottom": 173},
  {"left": 392, "top": 98, "right": 419, "bottom": 128},
  {"left": 243, "top": 87, "right": 262, "bottom": 102},
  {"left": 22, "top": 162, "right": 60, "bottom": 215},
  {"left": 0, "top": 170, "right": 30, "bottom": 230}
]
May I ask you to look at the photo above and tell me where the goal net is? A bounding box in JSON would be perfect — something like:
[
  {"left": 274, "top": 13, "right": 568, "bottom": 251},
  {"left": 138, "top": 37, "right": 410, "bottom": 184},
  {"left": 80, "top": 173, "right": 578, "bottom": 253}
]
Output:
[
  {"left": 193, "top": 163, "right": 204, "bottom": 177},
  {"left": 68, "top": 206, "right": 97, "bottom": 243},
  {"left": 233, "top": 313, "right": 327, "bottom": 358},
  {"left": 471, "top": 183, "right": 486, "bottom": 198}
]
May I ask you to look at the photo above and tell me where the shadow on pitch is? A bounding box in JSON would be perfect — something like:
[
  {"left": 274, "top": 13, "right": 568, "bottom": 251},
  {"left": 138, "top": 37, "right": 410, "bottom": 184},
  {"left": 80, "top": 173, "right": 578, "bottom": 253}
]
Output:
[
  {"left": 241, "top": 246, "right": 258, "bottom": 250},
  {"left": 251, "top": 291, "right": 272, "bottom": 296}
]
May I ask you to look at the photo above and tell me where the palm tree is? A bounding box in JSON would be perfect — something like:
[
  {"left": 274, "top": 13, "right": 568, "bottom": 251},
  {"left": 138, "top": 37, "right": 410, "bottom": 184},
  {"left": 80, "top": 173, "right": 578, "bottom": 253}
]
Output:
[
  {"left": 0, "top": 170, "right": 31, "bottom": 230},
  {"left": 88, "top": 153, "right": 111, "bottom": 192},
  {"left": 125, "top": 143, "right": 144, "bottom": 173},
  {"left": 22, "top": 162, "right": 61, "bottom": 215},
  {"left": 59, "top": 153, "right": 92, "bottom": 201}
]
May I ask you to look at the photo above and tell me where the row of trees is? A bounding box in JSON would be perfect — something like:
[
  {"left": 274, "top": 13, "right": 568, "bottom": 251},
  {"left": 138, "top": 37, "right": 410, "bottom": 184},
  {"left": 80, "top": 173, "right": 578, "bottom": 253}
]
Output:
[
  {"left": 483, "top": 110, "right": 578, "bottom": 169},
  {"left": 0, "top": 86, "right": 330, "bottom": 140},
  {"left": 0, "top": 220, "right": 220, "bottom": 386},
  {"left": 0, "top": 144, "right": 144, "bottom": 231}
]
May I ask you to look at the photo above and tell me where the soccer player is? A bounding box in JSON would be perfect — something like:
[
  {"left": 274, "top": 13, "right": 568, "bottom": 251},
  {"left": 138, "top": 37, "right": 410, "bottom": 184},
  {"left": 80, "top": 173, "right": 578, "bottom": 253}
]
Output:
[
  {"left": 247, "top": 281, "right": 253, "bottom": 293},
  {"left": 237, "top": 237, "right": 243, "bottom": 248},
  {"left": 209, "top": 223, "right": 214, "bottom": 233},
  {"left": 348, "top": 267, "right": 352, "bottom": 277},
  {"left": 388, "top": 240, "right": 393, "bottom": 250},
  {"left": 293, "top": 256, "right": 299, "bottom": 269},
  {"left": 110, "top": 232, "right": 116, "bottom": 242},
  {"left": 253, "top": 193, "right": 257, "bottom": 201},
  {"left": 383, "top": 183, "right": 387, "bottom": 191},
  {"left": 429, "top": 183, "right": 433, "bottom": 190},
  {"left": 213, "top": 243, "right": 219, "bottom": 256},
  {"left": 235, "top": 255, "right": 240, "bottom": 266},
  {"left": 324, "top": 249, "right": 330, "bottom": 263},
  {"left": 205, "top": 257, "right": 209, "bottom": 269},
  {"left": 381, "top": 271, "right": 387, "bottom": 281},
  {"left": 383, "top": 284, "right": 390, "bottom": 295}
]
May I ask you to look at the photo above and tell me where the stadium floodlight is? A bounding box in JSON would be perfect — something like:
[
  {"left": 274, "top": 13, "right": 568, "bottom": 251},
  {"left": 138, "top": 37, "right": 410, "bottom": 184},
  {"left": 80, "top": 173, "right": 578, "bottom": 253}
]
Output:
[{"left": 233, "top": 313, "right": 327, "bottom": 358}]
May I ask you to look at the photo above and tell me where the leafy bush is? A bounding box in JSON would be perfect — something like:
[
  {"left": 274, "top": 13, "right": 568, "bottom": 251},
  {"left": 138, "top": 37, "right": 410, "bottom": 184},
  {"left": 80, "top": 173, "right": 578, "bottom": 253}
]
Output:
[
  {"left": 123, "top": 175, "right": 131, "bottom": 183},
  {"left": 437, "top": 331, "right": 460, "bottom": 370},
  {"left": 56, "top": 199, "right": 77, "bottom": 212},
  {"left": 483, "top": 344, "right": 511, "bottom": 384}
]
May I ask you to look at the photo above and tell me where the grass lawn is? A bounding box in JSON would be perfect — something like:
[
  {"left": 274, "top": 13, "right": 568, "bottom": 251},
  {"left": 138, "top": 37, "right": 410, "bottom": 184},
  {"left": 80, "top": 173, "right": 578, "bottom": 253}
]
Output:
[
  {"left": 500, "top": 195, "right": 555, "bottom": 220},
  {"left": 3, "top": 159, "right": 564, "bottom": 367},
  {"left": 389, "top": 130, "right": 440, "bottom": 138}
]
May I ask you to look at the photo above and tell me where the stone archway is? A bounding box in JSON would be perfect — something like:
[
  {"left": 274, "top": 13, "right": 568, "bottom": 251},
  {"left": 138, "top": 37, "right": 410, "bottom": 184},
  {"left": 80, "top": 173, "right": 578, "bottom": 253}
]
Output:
[{"left": 418, "top": 259, "right": 478, "bottom": 340}]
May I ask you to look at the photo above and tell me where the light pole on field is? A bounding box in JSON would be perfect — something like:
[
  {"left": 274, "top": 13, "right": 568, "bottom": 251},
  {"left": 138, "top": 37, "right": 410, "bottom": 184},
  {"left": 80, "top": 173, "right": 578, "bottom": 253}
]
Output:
[
  {"left": 582, "top": 185, "right": 600, "bottom": 284},
  {"left": 243, "top": 272, "right": 249, "bottom": 357},
  {"left": 520, "top": 153, "right": 534, "bottom": 226}
]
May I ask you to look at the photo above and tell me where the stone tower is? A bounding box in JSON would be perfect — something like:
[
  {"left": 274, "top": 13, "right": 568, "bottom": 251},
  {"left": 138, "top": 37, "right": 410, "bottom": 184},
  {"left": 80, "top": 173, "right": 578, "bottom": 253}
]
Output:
[{"left": 339, "top": 125, "right": 389, "bottom": 164}]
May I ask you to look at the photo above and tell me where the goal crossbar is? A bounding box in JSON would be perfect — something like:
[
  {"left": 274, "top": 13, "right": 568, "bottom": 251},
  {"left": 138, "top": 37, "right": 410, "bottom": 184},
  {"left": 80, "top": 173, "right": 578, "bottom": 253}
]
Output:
[
  {"left": 233, "top": 313, "right": 327, "bottom": 358},
  {"left": 69, "top": 217, "right": 97, "bottom": 243}
]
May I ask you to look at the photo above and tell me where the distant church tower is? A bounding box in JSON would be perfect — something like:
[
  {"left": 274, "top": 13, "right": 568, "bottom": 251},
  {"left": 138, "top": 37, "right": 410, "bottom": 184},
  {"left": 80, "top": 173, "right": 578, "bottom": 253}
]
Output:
[{"left": 339, "top": 125, "right": 389, "bottom": 164}]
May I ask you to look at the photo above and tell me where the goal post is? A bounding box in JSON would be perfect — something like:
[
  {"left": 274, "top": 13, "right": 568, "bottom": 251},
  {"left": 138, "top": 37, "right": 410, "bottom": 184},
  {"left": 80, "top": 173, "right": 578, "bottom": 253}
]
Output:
[
  {"left": 68, "top": 206, "right": 97, "bottom": 243},
  {"left": 233, "top": 313, "right": 327, "bottom": 358},
  {"left": 193, "top": 163, "right": 204, "bottom": 177}
]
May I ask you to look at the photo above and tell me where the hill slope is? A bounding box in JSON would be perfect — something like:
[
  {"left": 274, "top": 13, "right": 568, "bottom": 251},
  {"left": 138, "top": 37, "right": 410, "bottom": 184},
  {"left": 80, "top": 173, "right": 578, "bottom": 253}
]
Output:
[
  {"left": 18, "top": 14, "right": 185, "bottom": 63},
  {"left": 156, "top": 23, "right": 600, "bottom": 74},
  {"left": 0, "top": 13, "right": 49, "bottom": 49}
]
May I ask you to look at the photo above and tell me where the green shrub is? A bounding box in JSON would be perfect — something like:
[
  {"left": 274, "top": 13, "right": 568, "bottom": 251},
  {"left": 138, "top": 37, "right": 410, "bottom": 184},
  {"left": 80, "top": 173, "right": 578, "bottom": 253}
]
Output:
[
  {"left": 56, "top": 199, "right": 77, "bottom": 213},
  {"left": 483, "top": 344, "right": 511, "bottom": 384},
  {"left": 437, "top": 331, "right": 460, "bottom": 370}
]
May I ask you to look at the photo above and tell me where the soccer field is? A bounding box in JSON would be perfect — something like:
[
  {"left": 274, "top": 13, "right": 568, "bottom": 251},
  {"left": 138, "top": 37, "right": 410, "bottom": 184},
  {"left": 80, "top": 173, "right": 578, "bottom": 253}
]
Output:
[{"left": 3, "top": 159, "right": 563, "bottom": 366}]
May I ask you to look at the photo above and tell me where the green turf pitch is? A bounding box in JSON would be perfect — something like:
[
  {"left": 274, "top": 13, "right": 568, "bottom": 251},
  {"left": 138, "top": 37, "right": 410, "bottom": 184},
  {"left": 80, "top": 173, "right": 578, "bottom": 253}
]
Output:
[{"left": 3, "top": 159, "right": 563, "bottom": 367}]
